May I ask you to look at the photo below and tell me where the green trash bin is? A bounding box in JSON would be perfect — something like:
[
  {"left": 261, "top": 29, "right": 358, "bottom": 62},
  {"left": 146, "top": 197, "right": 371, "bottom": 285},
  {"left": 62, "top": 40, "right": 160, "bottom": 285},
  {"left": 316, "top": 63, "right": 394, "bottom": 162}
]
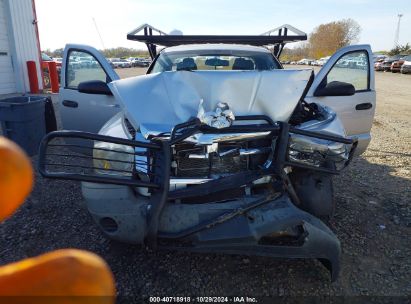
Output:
[{"left": 0, "top": 96, "right": 48, "bottom": 156}]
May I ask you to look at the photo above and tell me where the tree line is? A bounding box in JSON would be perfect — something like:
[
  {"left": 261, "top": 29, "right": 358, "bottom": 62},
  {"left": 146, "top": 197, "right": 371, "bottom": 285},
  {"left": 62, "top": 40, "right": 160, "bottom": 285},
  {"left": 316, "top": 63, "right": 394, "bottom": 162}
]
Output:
[
  {"left": 282, "top": 18, "right": 411, "bottom": 61},
  {"left": 388, "top": 43, "right": 411, "bottom": 56},
  {"left": 43, "top": 18, "right": 410, "bottom": 61},
  {"left": 282, "top": 19, "right": 361, "bottom": 61},
  {"left": 43, "top": 47, "right": 149, "bottom": 59}
]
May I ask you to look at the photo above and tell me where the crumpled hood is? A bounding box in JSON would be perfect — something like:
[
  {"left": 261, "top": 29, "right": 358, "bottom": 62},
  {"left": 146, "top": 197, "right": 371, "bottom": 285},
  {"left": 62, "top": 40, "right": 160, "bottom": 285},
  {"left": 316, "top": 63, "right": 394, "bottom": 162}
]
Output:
[{"left": 109, "top": 69, "right": 312, "bottom": 133}]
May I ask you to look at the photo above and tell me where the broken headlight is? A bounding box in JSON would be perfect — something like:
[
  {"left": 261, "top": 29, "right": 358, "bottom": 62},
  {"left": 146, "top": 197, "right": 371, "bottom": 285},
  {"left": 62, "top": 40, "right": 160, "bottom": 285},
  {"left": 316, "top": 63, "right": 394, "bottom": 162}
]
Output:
[
  {"left": 93, "top": 142, "right": 135, "bottom": 177},
  {"left": 288, "top": 134, "right": 350, "bottom": 169}
]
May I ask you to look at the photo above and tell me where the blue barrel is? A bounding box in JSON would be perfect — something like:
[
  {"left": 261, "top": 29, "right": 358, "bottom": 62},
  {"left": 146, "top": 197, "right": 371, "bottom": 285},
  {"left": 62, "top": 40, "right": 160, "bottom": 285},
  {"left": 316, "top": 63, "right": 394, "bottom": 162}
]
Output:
[{"left": 0, "top": 96, "right": 47, "bottom": 156}]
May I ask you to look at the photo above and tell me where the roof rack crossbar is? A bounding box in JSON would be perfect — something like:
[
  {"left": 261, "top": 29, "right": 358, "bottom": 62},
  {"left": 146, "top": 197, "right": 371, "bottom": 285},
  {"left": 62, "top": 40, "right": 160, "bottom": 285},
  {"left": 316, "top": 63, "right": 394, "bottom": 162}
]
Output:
[
  {"left": 260, "top": 24, "right": 306, "bottom": 37},
  {"left": 127, "top": 24, "right": 307, "bottom": 59},
  {"left": 127, "top": 23, "right": 168, "bottom": 37}
]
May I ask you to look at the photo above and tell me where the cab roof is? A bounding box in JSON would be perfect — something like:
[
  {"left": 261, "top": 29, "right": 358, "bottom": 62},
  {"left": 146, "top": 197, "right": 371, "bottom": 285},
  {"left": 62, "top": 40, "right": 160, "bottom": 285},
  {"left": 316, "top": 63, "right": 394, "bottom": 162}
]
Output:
[{"left": 161, "top": 44, "right": 272, "bottom": 54}]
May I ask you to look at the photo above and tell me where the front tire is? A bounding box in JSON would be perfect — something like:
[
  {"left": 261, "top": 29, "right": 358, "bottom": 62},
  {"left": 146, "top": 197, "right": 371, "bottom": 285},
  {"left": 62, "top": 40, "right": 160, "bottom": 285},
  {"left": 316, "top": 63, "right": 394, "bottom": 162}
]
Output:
[{"left": 289, "top": 169, "right": 335, "bottom": 220}]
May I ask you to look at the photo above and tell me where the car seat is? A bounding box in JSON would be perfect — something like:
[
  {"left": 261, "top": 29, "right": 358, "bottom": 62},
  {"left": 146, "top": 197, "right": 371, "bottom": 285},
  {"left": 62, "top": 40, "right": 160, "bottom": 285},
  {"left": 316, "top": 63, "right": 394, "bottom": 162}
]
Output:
[
  {"left": 177, "top": 58, "right": 198, "bottom": 71},
  {"left": 232, "top": 58, "right": 254, "bottom": 70}
]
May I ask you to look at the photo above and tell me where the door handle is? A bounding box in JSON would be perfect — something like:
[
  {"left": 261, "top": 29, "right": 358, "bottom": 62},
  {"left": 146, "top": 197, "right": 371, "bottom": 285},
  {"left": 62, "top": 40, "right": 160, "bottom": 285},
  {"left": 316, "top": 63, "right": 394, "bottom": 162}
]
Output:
[
  {"left": 355, "top": 103, "right": 372, "bottom": 110},
  {"left": 62, "top": 100, "right": 78, "bottom": 108}
]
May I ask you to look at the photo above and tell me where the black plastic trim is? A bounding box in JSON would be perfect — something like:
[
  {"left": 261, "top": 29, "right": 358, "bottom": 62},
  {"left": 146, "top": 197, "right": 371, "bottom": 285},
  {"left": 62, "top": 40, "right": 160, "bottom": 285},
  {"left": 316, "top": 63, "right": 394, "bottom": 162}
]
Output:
[
  {"left": 127, "top": 34, "right": 308, "bottom": 47},
  {"left": 62, "top": 100, "right": 78, "bottom": 108}
]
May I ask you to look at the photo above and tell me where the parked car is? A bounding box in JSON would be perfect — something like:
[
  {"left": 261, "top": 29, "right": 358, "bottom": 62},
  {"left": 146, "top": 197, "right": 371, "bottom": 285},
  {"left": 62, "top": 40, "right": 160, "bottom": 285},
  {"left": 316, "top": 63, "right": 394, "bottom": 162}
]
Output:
[
  {"left": 381, "top": 55, "right": 406, "bottom": 72},
  {"left": 111, "top": 58, "right": 132, "bottom": 68},
  {"left": 373, "top": 54, "right": 386, "bottom": 63},
  {"left": 296, "top": 58, "right": 315, "bottom": 65},
  {"left": 106, "top": 58, "right": 115, "bottom": 68},
  {"left": 400, "top": 55, "right": 411, "bottom": 74},
  {"left": 41, "top": 53, "right": 56, "bottom": 64},
  {"left": 374, "top": 58, "right": 385, "bottom": 71},
  {"left": 351, "top": 58, "right": 368, "bottom": 69},
  {"left": 128, "top": 57, "right": 150, "bottom": 67},
  {"left": 109, "top": 58, "right": 120, "bottom": 68},
  {"left": 141, "top": 57, "right": 152, "bottom": 65},
  {"left": 41, "top": 53, "right": 62, "bottom": 88},
  {"left": 77, "top": 57, "right": 93, "bottom": 68},
  {"left": 313, "top": 56, "right": 330, "bottom": 66},
  {"left": 391, "top": 59, "right": 405, "bottom": 73},
  {"left": 68, "top": 57, "right": 81, "bottom": 69},
  {"left": 40, "top": 25, "right": 376, "bottom": 282},
  {"left": 380, "top": 58, "right": 394, "bottom": 71}
]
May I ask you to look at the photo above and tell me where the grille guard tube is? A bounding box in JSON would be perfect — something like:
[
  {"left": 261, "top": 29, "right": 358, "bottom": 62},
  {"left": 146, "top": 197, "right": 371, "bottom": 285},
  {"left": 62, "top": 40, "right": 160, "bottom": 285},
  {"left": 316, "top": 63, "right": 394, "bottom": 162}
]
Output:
[
  {"left": 38, "top": 117, "right": 356, "bottom": 281},
  {"left": 38, "top": 130, "right": 162, "bottom": 188},
  {"left": 146, "top": 141, "right": 171, "bottom": 249},
  {"left": 38, "top": 119, "right": 357, "bottom": 187}
]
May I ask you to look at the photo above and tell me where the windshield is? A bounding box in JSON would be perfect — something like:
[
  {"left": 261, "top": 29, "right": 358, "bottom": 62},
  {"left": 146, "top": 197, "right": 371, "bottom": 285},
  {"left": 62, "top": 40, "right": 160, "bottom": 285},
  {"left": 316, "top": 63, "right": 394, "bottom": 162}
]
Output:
[
  {"left": 150, "top": 49, "right": 281, "bottom": 73},
  {"left": 42, "top": 53, "right": 53, "bottom": 61}
]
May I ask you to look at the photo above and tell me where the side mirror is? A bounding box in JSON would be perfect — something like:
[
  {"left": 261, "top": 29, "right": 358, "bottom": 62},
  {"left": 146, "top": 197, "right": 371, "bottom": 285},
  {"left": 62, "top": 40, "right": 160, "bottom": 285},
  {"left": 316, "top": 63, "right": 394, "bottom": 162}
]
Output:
[
  {"left": 314, "top": 81, "right": 355, "bottom": 97},
  {"left": 78, "top": 80, "right": 112, "bottom": 96}
]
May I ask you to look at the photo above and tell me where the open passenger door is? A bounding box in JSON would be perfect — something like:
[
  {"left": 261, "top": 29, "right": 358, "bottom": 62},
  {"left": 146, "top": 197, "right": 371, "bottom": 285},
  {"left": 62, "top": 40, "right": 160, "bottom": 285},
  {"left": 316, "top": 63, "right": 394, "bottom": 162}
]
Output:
[
  {"left": 305, "top": 45, "right": 375, "bottom": 155},
  {"left": 59, "top": 44, "right": 120, "bottom": 134}
]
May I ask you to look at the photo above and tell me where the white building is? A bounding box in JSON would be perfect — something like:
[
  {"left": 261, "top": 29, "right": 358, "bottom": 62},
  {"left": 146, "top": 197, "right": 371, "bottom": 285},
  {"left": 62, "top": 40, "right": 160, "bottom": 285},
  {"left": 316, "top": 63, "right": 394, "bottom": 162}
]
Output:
[{"left": 0, "top": 0, "right": 43, "bottom": 96}]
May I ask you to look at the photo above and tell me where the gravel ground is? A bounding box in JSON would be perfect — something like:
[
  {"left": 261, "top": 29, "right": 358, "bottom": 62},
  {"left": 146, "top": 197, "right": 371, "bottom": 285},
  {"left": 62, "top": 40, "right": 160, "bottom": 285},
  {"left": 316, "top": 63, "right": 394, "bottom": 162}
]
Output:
[{"left": 0, "top": 67, "right": 410, "bottom": 299}]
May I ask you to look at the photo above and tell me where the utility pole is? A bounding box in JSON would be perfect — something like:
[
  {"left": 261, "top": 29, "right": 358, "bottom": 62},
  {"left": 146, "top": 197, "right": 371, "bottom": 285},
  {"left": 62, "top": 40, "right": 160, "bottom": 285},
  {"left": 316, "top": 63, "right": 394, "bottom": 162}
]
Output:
[
  {"left": 92, "top": 17, "right": 106, "bottom": 50},
  {"left": 393, "top": 13, "right": 403, "bottom": 48}
]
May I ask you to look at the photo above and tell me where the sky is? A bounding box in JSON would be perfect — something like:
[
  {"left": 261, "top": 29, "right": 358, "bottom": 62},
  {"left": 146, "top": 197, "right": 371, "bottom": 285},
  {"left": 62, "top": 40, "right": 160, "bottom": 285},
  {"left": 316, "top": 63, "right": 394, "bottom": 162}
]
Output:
[{"left": 35, "top": 0, "right": 411, "bottom": 52}]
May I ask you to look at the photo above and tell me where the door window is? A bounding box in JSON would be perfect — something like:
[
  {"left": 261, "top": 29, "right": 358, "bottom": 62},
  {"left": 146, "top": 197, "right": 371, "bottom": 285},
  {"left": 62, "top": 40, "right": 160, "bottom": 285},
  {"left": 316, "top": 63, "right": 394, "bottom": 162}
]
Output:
[
  {"left": 325, "top": 51, "right": 369, "bottom": 91},
  {"left": 66, "top": 51, "right": 108, "bottom": 89}
]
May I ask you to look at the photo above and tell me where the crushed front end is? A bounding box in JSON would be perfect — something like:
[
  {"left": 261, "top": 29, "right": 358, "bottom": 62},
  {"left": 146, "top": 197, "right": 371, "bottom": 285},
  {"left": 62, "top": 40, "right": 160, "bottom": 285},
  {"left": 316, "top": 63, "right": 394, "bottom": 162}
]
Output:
[
  {"left": 39, "top": 69, "right": 357, "bottom": 281},
  {"left": 39, "top": 112, "right": 355, "bottom": 281}
]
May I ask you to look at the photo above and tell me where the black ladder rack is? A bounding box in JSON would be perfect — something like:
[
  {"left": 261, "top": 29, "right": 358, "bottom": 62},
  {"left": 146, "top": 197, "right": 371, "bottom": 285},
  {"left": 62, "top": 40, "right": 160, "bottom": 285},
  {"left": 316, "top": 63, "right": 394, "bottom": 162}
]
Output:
[{"left": 127, "top": 23, "right": 307, "bottom": 59}]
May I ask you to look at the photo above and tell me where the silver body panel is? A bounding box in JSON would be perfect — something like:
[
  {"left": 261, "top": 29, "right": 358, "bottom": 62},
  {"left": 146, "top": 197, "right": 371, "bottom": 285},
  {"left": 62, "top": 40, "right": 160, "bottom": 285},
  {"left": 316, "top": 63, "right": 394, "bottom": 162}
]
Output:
[{"left": 109, "top": 69, "right": 313, "bottom": 133}]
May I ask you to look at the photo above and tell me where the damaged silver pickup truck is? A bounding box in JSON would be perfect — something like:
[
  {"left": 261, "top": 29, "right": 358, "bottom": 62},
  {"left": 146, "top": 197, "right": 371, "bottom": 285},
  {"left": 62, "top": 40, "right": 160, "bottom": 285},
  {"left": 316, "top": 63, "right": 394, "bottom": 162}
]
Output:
[{"left": 39, "top": 24, "right": 375, "bottom": 281}]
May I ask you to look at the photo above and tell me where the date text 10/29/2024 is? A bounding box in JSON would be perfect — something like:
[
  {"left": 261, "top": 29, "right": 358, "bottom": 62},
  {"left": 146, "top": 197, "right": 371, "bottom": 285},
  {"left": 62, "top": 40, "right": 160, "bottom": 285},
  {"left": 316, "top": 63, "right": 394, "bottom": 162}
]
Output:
[{"left": 149, "top": 297, "right": 258, "bottom": 303}]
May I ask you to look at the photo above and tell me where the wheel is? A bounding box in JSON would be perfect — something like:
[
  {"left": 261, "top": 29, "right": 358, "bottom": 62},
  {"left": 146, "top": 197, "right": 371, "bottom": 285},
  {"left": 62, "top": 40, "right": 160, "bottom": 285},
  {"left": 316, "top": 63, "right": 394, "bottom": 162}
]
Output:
[{"left": 289, "top": 169, "right": 335, "bottom": 220}]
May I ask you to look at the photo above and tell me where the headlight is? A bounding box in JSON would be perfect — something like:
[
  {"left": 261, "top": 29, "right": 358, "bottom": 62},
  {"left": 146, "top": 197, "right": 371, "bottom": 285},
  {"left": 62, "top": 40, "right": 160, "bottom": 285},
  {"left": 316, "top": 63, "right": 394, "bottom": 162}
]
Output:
[
  {"left": 288, "top": 134, "right": 350, "bottom": 169},
  {"left": 93, "top": 141, "right": 134, "bottom": 176}
]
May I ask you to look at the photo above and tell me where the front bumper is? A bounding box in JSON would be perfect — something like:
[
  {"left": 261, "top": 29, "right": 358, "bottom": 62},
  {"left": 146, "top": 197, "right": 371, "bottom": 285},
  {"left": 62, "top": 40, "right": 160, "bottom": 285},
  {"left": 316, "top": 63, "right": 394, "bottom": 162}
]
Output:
[
  {"left": 82, "top": 182, "right": 341, "bottom": 281},
  {"left": 39, "top": 118, "right": 356, "bottom": 281}
]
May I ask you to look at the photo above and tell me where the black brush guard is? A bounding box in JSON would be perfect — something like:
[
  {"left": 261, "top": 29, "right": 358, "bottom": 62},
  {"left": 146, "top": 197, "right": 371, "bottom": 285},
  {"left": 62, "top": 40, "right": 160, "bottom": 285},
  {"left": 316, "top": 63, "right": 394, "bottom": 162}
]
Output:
[{"left": 38, "top": 116, "right": 357, "bottom": 281}]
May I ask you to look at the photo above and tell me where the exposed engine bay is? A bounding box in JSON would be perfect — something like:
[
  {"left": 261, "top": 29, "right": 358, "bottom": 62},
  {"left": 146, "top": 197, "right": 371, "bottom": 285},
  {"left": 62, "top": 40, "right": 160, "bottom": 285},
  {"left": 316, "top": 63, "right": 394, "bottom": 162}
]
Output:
[
  {"left": 39, "top": 69, "right": 357, "bottom": 281},
  {"left": 107, "top": 70, "right": 353, "bottom": 195}
]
